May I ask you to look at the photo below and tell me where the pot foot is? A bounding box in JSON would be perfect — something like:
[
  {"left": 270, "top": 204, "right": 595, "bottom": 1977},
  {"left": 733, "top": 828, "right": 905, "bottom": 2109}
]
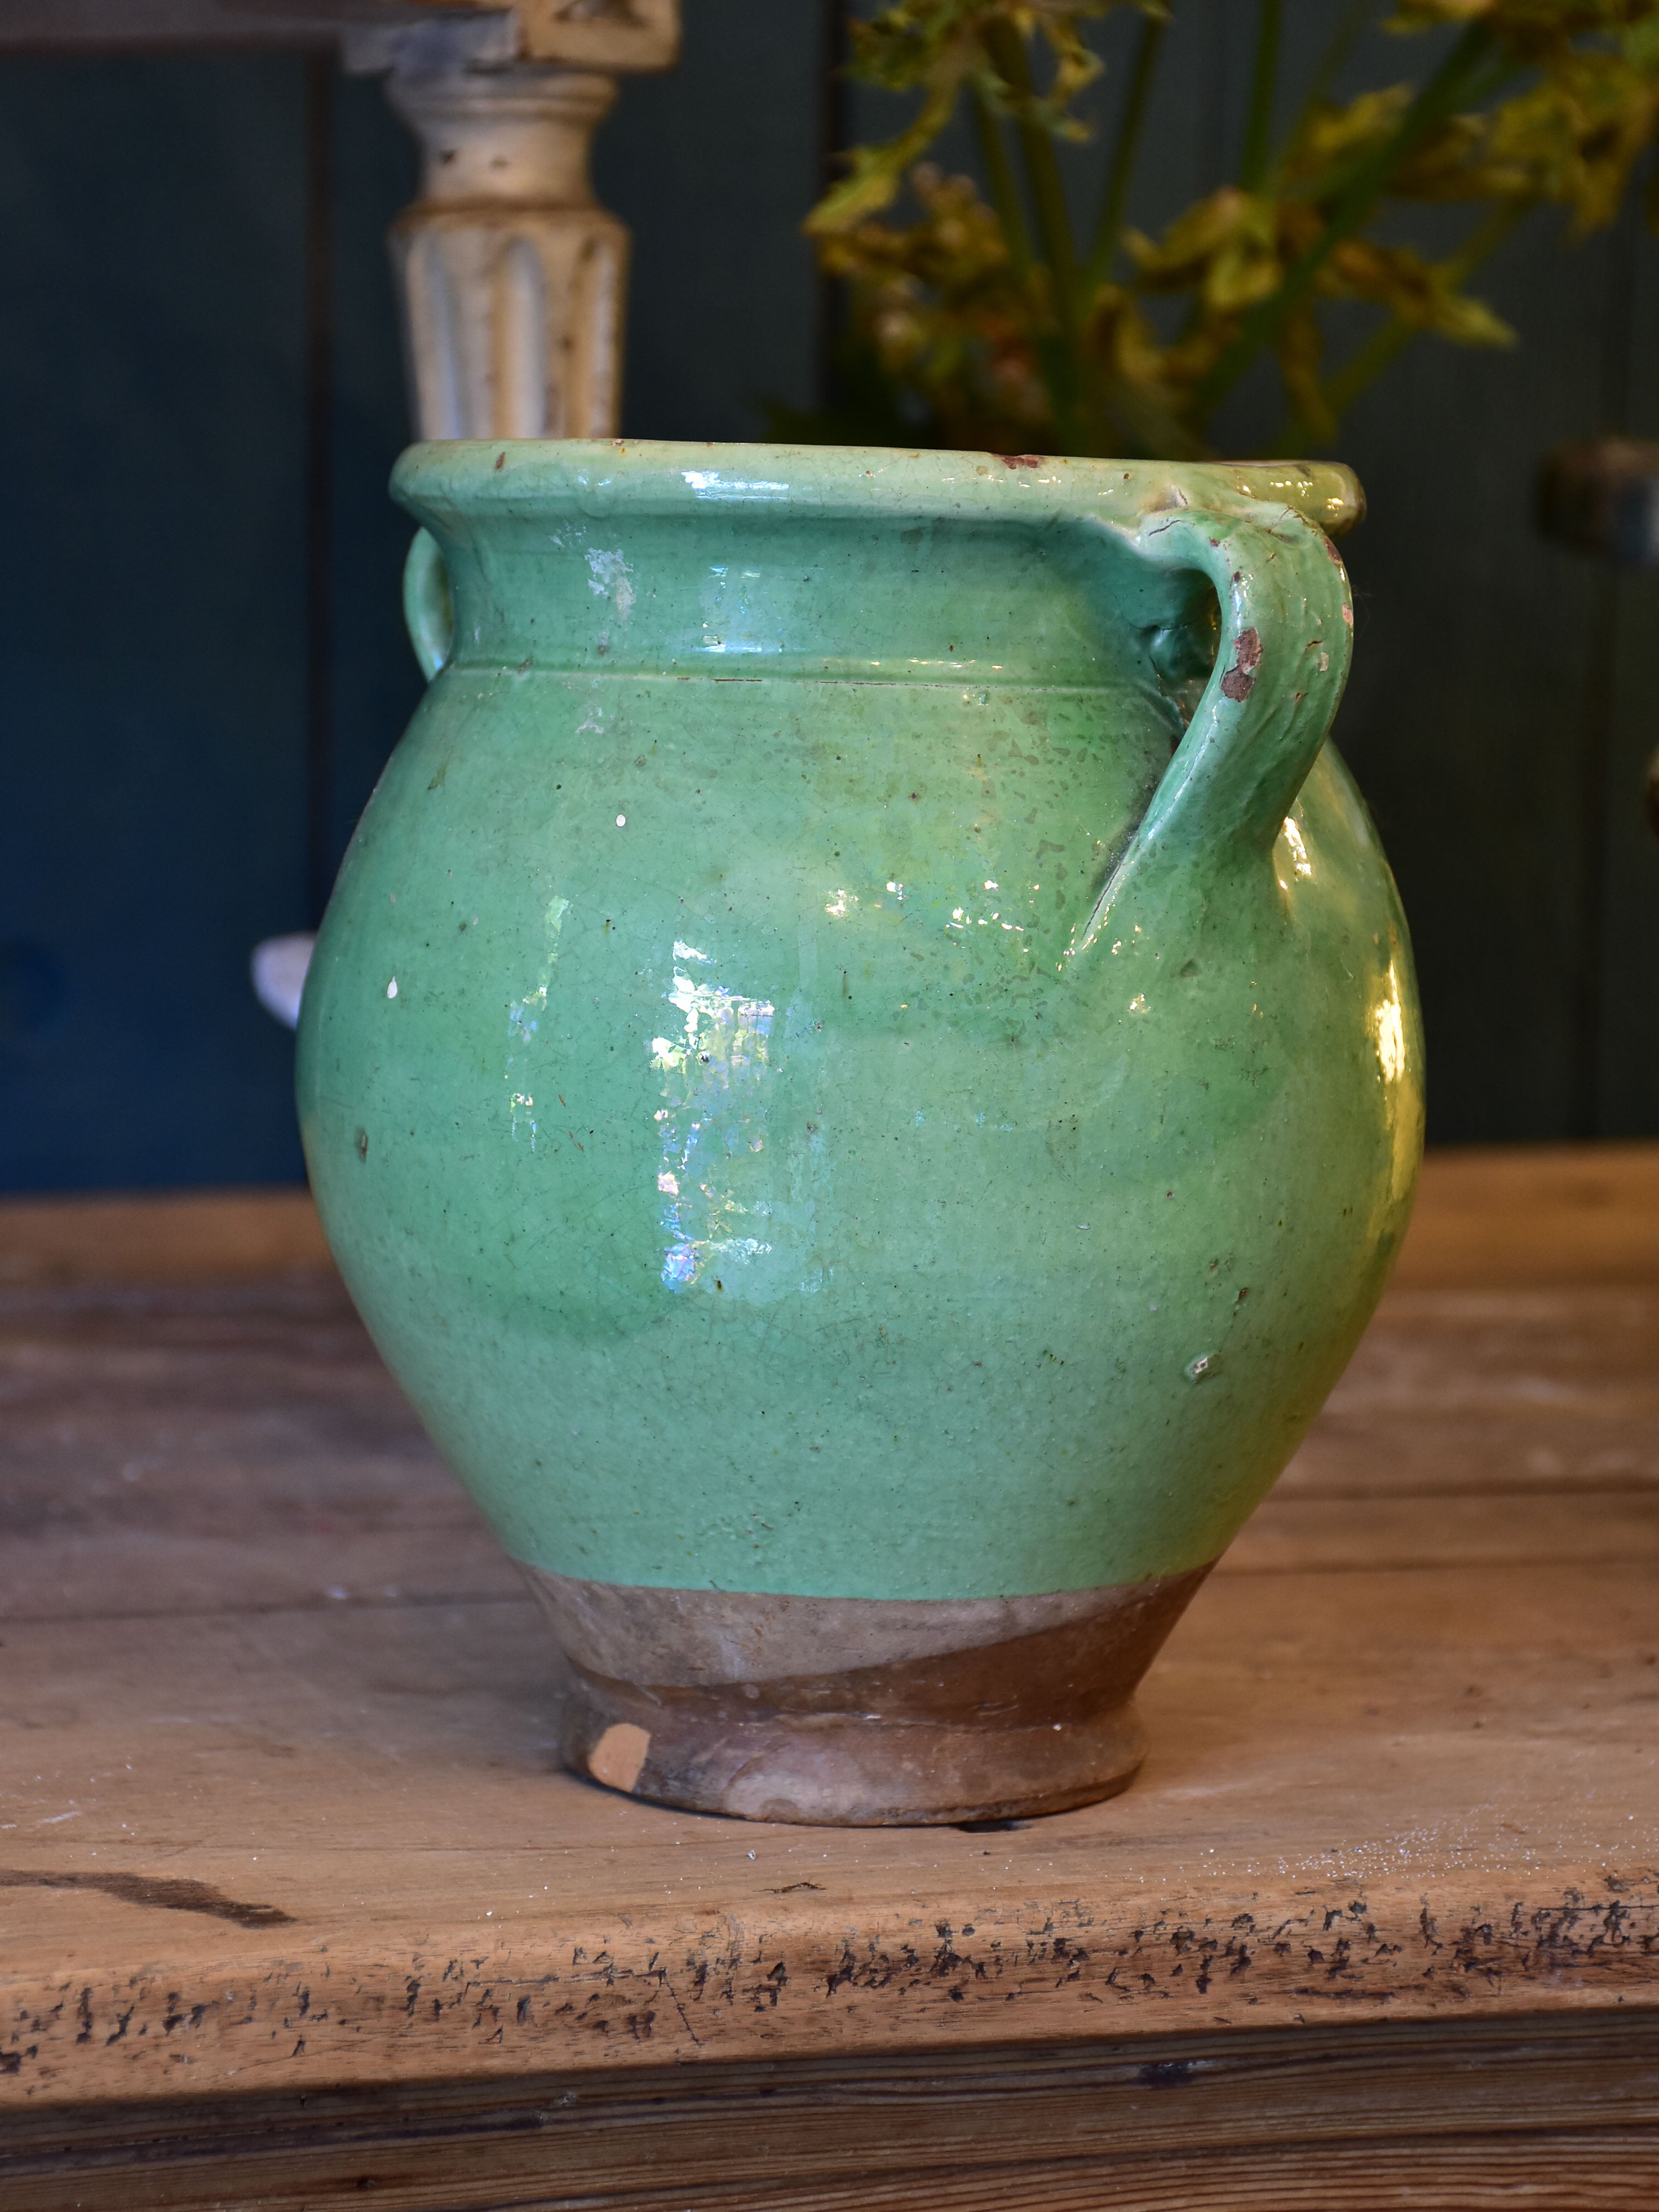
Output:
[{"left": 522, "top": 1564, "right": 1211, "bottom": 1826}]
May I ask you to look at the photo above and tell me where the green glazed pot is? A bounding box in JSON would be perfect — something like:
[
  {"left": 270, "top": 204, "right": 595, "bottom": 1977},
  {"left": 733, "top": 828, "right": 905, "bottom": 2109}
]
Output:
[{"left": 297, "top": 441, "right": 1423, "bottom": 1824}]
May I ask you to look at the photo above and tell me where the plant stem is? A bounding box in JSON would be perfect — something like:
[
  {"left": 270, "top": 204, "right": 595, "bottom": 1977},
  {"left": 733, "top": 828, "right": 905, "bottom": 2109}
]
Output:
[
  {"left": 970, "top": 80, "right": 1033, "bottom": 275},
  {"left": 1323, "top": 202, "right": 1524, "bottom": 417},
  {"left": 1086, "top": 10, "right": 1165, "bottom": 289},
  {"left": 1191, "top": 18, "right": 1495, "bottom": 425},
  {"left": 1239, "top": 0, "right": 1283, "bottom": 192},
  {"left": 1290, "top": 0, "right": 1378, "bottom": 143},
  {"left": 980, "top": 16, "right": 1081, "bottom": 333},
  {"left": 1277, "top": 201, "right": 1524, "bottom": 448}
]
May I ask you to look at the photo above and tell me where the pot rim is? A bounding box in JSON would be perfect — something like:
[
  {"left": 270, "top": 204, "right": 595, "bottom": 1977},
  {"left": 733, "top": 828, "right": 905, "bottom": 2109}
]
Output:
[{"left": 392, "top": 438, "right": 1364, "bottom": 539}]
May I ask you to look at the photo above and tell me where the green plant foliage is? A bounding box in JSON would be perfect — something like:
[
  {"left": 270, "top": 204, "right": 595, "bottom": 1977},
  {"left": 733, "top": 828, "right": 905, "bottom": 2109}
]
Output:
[{"left": 799, "top": 0, "right": 1659, "bottom": 456}]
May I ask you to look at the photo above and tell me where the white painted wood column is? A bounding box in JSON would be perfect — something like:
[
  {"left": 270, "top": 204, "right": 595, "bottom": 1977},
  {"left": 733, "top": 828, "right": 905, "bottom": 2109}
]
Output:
[
  {"left": 347, "top": 2, "right": 679, "bottom": 445},
  {"left": 256, "top": 3, "right": 678, "bottom": 1020},
  {"left": 384, "top": 62, "right": 622, "bottom": 439},
  {"left": 0, "top": 0, "right": 682, "bottom": 1027}
]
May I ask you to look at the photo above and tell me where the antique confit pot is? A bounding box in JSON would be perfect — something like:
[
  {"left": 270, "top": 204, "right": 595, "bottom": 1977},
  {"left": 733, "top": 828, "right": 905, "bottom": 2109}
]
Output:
[{"left": 297, "top": 441, "right": 1423, "bottom": 1825}]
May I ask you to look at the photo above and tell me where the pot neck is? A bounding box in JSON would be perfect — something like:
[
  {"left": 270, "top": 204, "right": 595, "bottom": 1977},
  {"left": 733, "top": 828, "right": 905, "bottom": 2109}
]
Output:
[{"left": 418, "top": 508, "right": 1183, "bottom": 686}]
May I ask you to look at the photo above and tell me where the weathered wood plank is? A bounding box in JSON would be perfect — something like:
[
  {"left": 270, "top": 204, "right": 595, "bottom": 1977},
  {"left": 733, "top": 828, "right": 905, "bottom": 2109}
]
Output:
[
  {"left": 5, "top": 1222, "right": 1657, "bottom": 1630},
  {"left": 1390, "top": 1144, "right": 1659, "bottom": 1289},
  {"left": 1, "top": 1139, "right": 1651, "bottom": 1295},
  {"left": 0, "top": 1193, "right": 331, "bottom": 1287},
  {"left": 3, "top": 1549, "right": 1658, "bottom": 2097},
  {"left": 1, "top": 1145, "right": 1657, "bottom": 2209},
  {"left": 1227, "top": 1489, "right": 1659, "bottom": 1570},
  {"left": 4, "top": 2017, "right": 1659, "bottom": 2211},
  {"left": 0, "top": 1274, "right": 518, "bottom": 1623}
]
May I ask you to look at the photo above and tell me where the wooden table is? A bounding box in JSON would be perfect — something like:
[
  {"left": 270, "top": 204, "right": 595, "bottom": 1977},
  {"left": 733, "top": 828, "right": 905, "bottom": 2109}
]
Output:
[{"left": 3, "top": 1147, "right": 1658, "bottom": 2209}]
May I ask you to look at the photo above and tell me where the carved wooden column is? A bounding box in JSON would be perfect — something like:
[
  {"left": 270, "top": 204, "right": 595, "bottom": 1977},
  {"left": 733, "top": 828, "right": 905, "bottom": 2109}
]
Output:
[
  {"left": 0, "top": 1, "right": 681, "bottom": 1025},
  {"left": 1, "top": 0, "right": 680, "bottom": 442},
  {"left": 345, "top": 2, "right": 679, "bottom": 444},
  {"left": 383, "top": 64, "right": 622, "bottom": 439}
]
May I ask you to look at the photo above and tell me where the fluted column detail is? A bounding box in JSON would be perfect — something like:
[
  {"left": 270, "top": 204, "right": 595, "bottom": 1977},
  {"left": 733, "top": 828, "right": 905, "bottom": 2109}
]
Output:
[{"left": 385, "top": 64, "right": 625, "bottom": 442}]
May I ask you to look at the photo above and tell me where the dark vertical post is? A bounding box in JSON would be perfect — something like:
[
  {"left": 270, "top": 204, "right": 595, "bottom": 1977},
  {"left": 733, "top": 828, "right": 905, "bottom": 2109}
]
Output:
[
  {"left": 1198, "top": 0, "right": 1229, "bottom": 196},
  {"left": 814, "top": 0, "right": 849, "bottom": 414},
  {"left": 303, "top": 51, "right": 336, "bottom": 927},
  {"left": 1572, "top": 200, "right": 1639, "bottom": 1138}
]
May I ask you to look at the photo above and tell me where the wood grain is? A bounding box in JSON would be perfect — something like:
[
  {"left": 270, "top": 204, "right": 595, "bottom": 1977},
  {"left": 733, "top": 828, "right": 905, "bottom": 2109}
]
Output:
[
  {"left": 2, "top": 1140, "right": 1648, "bottom": 1292},
  {"left": 1389, "top": 1142, "right": 1659, "bottom": 1288},
  {"left": 2, "top": 1147, "right": 1658, "bottom": 2204},
  {"left": 0, "top": 1272, "right": 519, "bottom": 1623},
  {"left": 3, "top": 2017, "right": 1658, "bottom": 2210},
  {"left": 0, "top": 1190, "right": 332, "bottom": 1287}
]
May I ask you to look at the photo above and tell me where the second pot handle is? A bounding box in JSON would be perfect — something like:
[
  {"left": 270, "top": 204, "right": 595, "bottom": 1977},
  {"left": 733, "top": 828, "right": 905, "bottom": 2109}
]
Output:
[
  {"left": 403, "top": 527, "right": 453, "bottom": 682},
  {"left": 1084, "top": 504, "right": 1353, "bottom": 938}
]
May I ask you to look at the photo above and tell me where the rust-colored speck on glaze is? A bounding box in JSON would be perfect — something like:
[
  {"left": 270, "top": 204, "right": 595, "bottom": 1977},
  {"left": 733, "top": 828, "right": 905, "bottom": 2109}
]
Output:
[{"left": 1219, "top": 625, "right": 1264, "bottom": 702}]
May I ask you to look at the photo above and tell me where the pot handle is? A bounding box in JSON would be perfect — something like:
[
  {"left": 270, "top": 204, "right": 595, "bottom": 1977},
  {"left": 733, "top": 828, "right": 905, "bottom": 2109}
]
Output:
[
  {"left": 403, "top": 527, "right": 453, "bottom": 681},
  {"left": 1082, "top": 504, "right": 1352, "bottom": 941}
]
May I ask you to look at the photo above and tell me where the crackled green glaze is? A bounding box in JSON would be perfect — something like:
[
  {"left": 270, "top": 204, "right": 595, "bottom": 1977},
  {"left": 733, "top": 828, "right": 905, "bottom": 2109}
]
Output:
[{"left": 297, "top": 441, "right": 1422, "bottom": 1601}]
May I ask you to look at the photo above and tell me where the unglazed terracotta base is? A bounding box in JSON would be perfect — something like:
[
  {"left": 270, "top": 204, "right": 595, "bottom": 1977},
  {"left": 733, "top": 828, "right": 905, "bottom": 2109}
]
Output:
[{"left": 523, "top": 1566, "right": 1212, "bottom": 1825}]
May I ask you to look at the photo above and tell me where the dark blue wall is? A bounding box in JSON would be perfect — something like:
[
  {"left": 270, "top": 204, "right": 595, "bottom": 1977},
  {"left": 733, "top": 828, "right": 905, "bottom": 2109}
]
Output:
[
  {"left": 2, "top": 8, "right": 1657, "bottom": 1188},
  {"left": 0, "top": 57, "right": 316, "bottom": 1186}
]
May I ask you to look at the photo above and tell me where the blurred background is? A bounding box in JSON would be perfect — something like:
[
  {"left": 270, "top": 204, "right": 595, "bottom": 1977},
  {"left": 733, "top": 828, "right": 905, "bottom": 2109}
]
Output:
[{"left": 3, "top": 0, "right": 1657, "bottom": 1191}]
